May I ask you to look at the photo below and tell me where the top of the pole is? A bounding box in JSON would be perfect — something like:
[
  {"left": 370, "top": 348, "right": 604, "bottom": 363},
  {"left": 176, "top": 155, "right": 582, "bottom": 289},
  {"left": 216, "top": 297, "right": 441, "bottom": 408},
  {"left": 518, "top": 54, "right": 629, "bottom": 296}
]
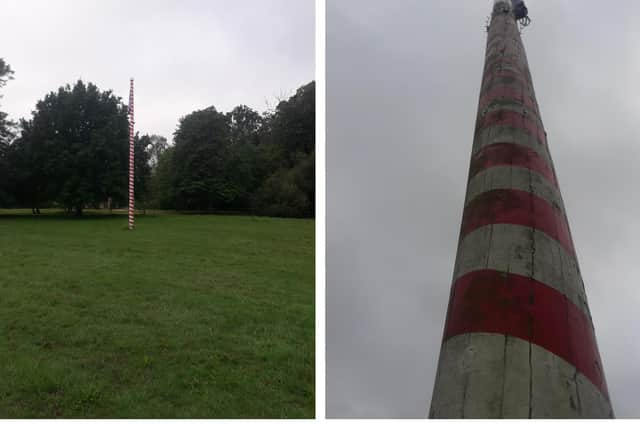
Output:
[
  {"left": 491, "top": 0, "right": 530, "bottom": 28},
  {"left": 128, "top": 78, "right": 134, "bottom": 121},
  {"left": 492, "top": 0, "right": 512, "bottom": 17}
]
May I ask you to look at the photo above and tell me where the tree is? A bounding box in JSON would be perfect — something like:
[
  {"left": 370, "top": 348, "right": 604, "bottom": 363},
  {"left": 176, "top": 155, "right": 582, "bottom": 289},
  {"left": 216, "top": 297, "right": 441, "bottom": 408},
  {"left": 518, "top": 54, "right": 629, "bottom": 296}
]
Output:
[
  {"left": 149, "top": 145, "right": 176, "bottom": 209},
  {"left": 172, "top": 106, "right": 233, "bottom": 210},
  {"left": 0, "top": 59, "right": 13, "bottom": 88},
  {"left": 250, "top": 170, "right": 306, "bottom": 217},
  {"left": 134, "top": 133, "right": 152, "bottom": 212},
  {"left": 0, "top": 139, "right": 14, "bottom": 206},
  {"left": 0, "top": 60, "right": 16, "bottom": 207},
  {"left": 146, "top": 134, "right": 168, "bottom": 169},
  {"left": 16, "top": 80, "right": 129, "bottom": 214},
  {"left": 228, "top": 105, "right": 263, "bottom": 145},
  {"left": 144, "top": 80, "right": 315, "bottom": 217},
  {"left": 7, "top": 119, "right": 53, "bottom": 210},
  {"left": 0, "top": 58, "right": 15, "bottom": 144},
  {"left": 251, "top": 81, "right": 315, "bottom": 217},
  {"left": 269, "top": 81, "right": 315, "bottom": 166}
]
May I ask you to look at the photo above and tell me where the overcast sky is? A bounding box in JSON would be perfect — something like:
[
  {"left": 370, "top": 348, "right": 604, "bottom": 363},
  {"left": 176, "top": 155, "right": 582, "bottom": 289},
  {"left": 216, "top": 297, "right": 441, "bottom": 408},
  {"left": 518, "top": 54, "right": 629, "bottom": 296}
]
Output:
[
  {"left": 1, "top": 0, "right": 314, "bottom": 143},
  {"left": 327, "top": 0, "right": 640, "bottom": 418}
]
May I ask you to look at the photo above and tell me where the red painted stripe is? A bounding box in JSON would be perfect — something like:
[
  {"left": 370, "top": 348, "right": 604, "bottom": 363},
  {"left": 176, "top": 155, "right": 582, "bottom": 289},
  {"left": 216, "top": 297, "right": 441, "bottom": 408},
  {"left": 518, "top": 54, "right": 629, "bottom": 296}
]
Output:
[
  {"left": 468, "top": 143, "right": 557, "bottom": 187},
  {"left": 475, "top": 109, "right": 546, "bottom": 146},
  {"left": 443, "top": 269, "right": 609, "bottom": 399},
  {"left": 488, "top": 32, "right": 519, "bottom": 47},
  {"left": 479, "top": 85, "right": 538, "bottom": 114},
  {"left": 482, "top": 70, "right": 531, "bottom": 93},
  {"left": 484, "top": 51, "right": 523, "bottom": 61},
  {"left": 484, "top": 63, "right": 526, "bottom": 80},
  {"left": 461, "top": 188, "right": 574, "bottom": 254},
  {"left": 486, "top": 45, "right": 520, "bottom": 58},
  {"left": 484, "top": 56, "right": 525, "bottom": 74},
  {"left": 485, "top": 53, "right": 522, "bottom": 64},
  {"left": 486, "top": 37, "right": 515, "bottom": 52}
]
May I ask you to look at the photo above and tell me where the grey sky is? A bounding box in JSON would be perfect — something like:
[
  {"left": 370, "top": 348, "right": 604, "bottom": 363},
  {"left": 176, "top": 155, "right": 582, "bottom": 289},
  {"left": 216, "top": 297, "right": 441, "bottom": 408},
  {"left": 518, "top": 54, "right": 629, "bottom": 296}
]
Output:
[
  {"left": 327, "top": 0, "right": 640, "bottom": 418},
  {"left": 1, "top": 0, "right": 314, "bottom": 142}
]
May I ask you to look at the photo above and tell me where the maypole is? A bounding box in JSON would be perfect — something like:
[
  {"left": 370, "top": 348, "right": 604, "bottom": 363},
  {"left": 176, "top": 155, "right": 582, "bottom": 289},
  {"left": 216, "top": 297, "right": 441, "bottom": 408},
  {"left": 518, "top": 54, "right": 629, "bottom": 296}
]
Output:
[
  {"left": 428, "top": 0, "right": 612, "bottom": 418},
  {"left": 128, "top": 78, "right": 135, "bottom": 230}
]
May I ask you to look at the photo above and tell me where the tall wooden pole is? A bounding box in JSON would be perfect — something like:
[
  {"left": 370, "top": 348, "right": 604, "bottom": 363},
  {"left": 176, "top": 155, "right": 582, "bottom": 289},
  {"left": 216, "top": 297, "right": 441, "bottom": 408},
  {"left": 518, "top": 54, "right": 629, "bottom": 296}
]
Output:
[
  {"left": 128, "top": 78, "right": 135, "bottom": 230},
  {"left": 429, "top": 0, "right": 613, "bottom": 418}
]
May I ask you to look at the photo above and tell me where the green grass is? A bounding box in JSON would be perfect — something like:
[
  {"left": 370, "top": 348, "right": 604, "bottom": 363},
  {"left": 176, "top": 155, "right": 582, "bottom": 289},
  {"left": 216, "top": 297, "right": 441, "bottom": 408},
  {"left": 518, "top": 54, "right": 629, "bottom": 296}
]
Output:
[{"left": 0, "top": 210, "right": 314, "bottom": 418}]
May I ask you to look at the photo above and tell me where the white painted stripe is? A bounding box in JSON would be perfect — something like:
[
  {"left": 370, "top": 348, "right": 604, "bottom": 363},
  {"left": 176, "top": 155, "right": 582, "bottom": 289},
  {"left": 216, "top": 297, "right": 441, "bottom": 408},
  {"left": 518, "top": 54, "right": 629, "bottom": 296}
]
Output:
[
  {"left": 481, "top": 68, "right": 533, "bottom": 91},
  {"left": 464, "top": 166, "right": 565, "bottom": 214},
  {"left": 478, "top": 84, "right": 540, "bottom": 118},
  {"left": 429, "top": 333, "right": 613, "bottom": 418},
  {"left": 481, "top": 90, "right": 539, "bottom": 118},
  {"left": 484, "top": 56, "right": 528, "bottom": 77},
  {"left": 483, "top": 62, "right": 528, "bottom": 79},
  {"left": 453, "top": 224, "right": 590, "bottom": 317},
  {"left": 478, "top": 102, "right": 543, "bottom": 127},
  {"left": 486, "top": 41, "right": 523, "bottom": 59},
  {"left": 473, "top": 125, "right": 551, "bottom": 165}
]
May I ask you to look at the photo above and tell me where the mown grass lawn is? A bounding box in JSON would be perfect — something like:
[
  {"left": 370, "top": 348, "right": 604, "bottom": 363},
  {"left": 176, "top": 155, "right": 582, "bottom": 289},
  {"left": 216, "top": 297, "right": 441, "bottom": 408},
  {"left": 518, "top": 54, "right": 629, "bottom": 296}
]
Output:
[{"left": 0, "top": 210, "right": 314, "bottom": 418}]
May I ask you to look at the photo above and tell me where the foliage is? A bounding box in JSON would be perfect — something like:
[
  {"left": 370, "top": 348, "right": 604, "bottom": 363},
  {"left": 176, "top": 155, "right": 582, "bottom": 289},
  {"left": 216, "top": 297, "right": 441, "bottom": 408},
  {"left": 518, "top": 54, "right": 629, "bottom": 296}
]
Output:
[
  {"left": 270, "top": 81, "right": 315, "bottom": 166},
  {"left": 0, "top": 58, "right": 13, "bottom": 89},
  {"left": 0, "top": 59, "right": 15, "bottom": 206},
  {"left": 251, "top": 82, "right": 315, "bottom": 216},
  {"left": 149, "top": 146, "right": 176, "bottom": 209},
  {"left": 228, "top": 104, "right": 263, "bottom": 145},
  {"left": 0, "top": 59, "right": 15, "bottom": 143},
  {"left": 146, "top": 134, "right": 168, "bottom": 169},
  {"left": 172, "top": 106, "right": 232, "bottom": 210},
  {"left": 1, "top": 79, "right": 315, "bottom": 218},
  {"left": 152, "top": 81, "right": 315, "bottom": 217},
  {"left": 251, "top": 152, "right": 315, "bottom": 218},
  {"left": 134, "top": 133, "right": 152, "bottom": 209},
  {"left": 8, "top": 81, "right": 129, "bottom": 214}
]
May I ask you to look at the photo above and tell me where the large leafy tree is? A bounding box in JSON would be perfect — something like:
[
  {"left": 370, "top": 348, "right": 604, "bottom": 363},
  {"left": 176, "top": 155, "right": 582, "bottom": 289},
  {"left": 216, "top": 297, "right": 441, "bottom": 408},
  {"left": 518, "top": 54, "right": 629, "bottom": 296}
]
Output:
[
  {"left": 228, "top": 104, "right": 263, "bottom": 146},
  {"left": 8, "top": 119, "right": 53, "bottom": 210},
  {"left": 270, "top": 81, "right": 315, "bottom": 166},
  {"left": 150, "top": 146, "right": 176, "bottom": 209},
  {"left": 16, "top": 80, "right": 129, "bottom": 214},
  {"left": 225, "top": 105, "right": 267, "bottom": 209},
  {"left": 172, "top": 106, "right": 232, "bottom": 210},
  {"left": 0, "top": 58, "right": 14, "bottom": 143},
  {"left": 134, "top": 133, "right": 152, "bottom": 211},
  {"left": 146, "top": 134, "right": 168, "bottom": 169},
  {"left": 252, "top": 81, "right": 315, "bottom": 217},
  {"left": 149, "top": 145, "right": 176, "bottom": 209},
  {"left": 0, "top": 59, "right": 15, "bottom": 206},
  {"left": 143, "top": 81, "right": 316, "bottom": 217}
]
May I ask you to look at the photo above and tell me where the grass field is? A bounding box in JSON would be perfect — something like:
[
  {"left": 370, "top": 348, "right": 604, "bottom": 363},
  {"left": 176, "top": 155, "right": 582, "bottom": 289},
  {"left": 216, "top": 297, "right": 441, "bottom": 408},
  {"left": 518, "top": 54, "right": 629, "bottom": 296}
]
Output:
[{"left": 0, "top": 210, "right": 314, "bottom": 418}]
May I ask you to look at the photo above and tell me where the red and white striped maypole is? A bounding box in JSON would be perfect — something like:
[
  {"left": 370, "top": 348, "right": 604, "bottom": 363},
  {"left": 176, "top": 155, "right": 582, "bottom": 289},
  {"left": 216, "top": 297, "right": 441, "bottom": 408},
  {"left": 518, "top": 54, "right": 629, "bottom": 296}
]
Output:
[
  {"left": 429, "top": 0, "right": 613, "bottom": 418},
  {"left": 128, "top": 78, "right": 135, "bottom": 230}
]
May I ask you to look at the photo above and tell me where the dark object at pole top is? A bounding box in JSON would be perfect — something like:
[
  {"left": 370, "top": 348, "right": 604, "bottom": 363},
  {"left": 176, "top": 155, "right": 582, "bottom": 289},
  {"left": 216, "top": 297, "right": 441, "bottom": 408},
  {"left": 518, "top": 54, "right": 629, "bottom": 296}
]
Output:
[{"left": 511, "top": 0, "right": 528, "bottom": 20}]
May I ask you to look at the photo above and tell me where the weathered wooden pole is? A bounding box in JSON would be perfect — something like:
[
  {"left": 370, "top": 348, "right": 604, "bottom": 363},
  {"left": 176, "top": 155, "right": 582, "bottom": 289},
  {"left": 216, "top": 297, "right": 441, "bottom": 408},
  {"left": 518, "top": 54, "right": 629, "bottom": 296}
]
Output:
[
  {"left": 128, "top": 78, "right": 135, "bottom": 230},
  {"left": 429, "top": 0, "right": 613, "bottom": 418}
]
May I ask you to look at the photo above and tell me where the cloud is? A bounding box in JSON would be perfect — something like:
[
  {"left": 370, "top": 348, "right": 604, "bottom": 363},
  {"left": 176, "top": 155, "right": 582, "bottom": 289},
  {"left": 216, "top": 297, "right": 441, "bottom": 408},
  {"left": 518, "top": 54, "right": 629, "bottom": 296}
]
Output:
[{"left": 1, "top": 0, "right": 314, "bottom": 142}]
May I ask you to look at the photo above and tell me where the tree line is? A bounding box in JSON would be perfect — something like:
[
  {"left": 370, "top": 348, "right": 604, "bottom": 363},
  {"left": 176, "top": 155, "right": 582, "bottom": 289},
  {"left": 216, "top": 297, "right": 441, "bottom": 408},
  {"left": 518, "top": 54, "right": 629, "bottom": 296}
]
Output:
[{"left": 0, "top": 59, "right": 314, "bottom": 217}]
